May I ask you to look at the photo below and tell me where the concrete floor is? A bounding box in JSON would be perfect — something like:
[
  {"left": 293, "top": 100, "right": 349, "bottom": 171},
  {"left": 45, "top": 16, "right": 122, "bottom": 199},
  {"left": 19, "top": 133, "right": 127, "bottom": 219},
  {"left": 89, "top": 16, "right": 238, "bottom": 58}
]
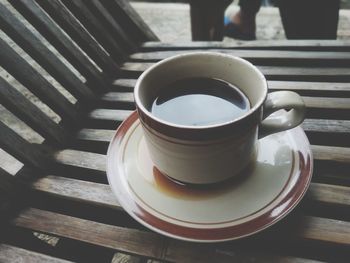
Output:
[{"left": 132, "top": 2, "right": 350, "bottom": 42}]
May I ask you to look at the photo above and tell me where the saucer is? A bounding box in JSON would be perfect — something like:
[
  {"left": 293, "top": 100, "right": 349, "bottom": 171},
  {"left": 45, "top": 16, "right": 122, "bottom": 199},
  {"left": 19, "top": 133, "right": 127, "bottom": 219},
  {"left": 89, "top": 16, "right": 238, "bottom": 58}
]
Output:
[{"left": 107, "top": 111, "right": 313, "bottom": 242}]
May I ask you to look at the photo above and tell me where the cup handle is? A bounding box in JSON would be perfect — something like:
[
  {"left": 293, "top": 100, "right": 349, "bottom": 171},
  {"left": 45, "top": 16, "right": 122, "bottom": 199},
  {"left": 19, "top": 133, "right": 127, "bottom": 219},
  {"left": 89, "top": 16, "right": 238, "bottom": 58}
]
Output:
[{"left": 259, "top": 91, "right": 305, "bottom": 138}]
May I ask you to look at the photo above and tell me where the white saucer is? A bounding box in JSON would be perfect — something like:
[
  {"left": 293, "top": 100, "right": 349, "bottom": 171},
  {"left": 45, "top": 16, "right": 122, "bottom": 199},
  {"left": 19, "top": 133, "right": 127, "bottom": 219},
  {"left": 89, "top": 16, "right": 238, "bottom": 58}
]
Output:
[{"left": 107, "top": 111, "right": 313, "bottom": 242}]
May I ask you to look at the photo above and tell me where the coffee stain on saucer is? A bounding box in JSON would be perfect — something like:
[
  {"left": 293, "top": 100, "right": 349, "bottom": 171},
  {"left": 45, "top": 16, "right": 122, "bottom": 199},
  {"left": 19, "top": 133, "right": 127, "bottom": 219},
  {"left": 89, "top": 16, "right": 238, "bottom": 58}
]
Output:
[{"left": 152, "top": 163, "right": 255, "bottom": 200}]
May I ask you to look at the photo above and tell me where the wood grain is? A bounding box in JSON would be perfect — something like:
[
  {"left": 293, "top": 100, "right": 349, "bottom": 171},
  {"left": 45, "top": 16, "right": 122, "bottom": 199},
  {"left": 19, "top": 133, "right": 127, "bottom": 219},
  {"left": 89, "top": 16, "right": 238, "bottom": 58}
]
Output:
[
  {"left": 121, "top": 62, "right": 350, "bottom": 81},
  {"left": 311, "top": 145, "right": 350, "bottom": 164},
  {"left": 10, "top": 208, "right": 350, "bottom": 261},
  {"left": 8, "top": 0, "right": 108, "bottom": 91},
  {"left": 0, "top": 76, "right": 69, "bottom": 145},
  {"left": 0, "top": 37, "right": 79, "bottom": 124},
  {"left": 141, "top": 40, "right": 350, "bottom": 51},
  {"left": 88, "top": 0, "right": 137, "bottom": 52},
  {"left": 130, "top": 49, "right": 350, "bottom": 66},
  {"left": 309, "top": 183, "right": 350, "bottom": 207},
  {"left": 61, "top": 0, "right": 126, "bottom": 65},
  {"left": 35, "top": 0, "right": 120, "bottom": 77},
  {"left": 103, "top": 0, "right": 158, "bottom": 42},
  {"left": 32, "top": 175, "right": 120, "bottom": 209},
  {"left": 0, "top": 121, "right": 50, "bottom": 171},
  {"left": 0, "top": 2, "right": 95, "bottom": 103},
  {"left": 0, "top": 244, "right": 73, "bottom": 263},
  {"left": 53, "top": 149, "right": 106, "bottom": 173}
]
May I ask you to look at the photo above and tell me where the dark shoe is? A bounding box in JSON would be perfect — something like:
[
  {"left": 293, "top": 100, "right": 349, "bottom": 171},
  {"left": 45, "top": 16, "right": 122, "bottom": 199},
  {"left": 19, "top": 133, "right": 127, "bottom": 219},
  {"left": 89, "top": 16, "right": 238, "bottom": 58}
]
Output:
[{"left": 224, "top": 17, "right": 256, "bottom": 40}]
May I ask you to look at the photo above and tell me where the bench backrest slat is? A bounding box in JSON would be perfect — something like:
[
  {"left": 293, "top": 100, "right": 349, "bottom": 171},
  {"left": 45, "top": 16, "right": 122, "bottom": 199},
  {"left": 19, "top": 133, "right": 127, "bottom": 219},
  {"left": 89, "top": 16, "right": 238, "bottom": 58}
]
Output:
[
  {"left": 102, "top": 0, "right": 159, "bottom": 43},
  {"left": 0, "top": 121, "right": 50, "bottom": 171},
  {"left": 8, "top": 0, "right": 109, "bottom": 92},
  {"left": 88, "top": 0, "right": 138, "bottom": 52},
  {"left": 35, "top": 0, "right": 121, "bottom": 77},
  {"left": 0, "top": 76, "right": 69, "bottom": 145},
  {"left": 60, "top": 0, "right": 128, "bottom": 65},
  {"left": 0, "top": 38, "right": 79, "bottom": 125},
  {"left": 0, "top": 2, "right": 95, "bottom": 103}
]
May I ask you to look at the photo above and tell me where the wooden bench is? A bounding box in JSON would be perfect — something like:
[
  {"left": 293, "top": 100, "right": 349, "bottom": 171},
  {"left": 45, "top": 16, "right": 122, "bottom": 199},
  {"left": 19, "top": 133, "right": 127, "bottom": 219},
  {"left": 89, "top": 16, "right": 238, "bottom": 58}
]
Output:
[{"left": 0, "top": 0, "right": 350, "bottom": 262}]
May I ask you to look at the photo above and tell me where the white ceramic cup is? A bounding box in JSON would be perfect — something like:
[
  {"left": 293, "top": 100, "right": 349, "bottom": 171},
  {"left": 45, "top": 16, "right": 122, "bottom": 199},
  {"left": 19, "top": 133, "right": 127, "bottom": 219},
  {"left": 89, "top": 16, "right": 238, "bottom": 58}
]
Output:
[{"left": 134, "top": 52, "right": 305, "bottom": 184}]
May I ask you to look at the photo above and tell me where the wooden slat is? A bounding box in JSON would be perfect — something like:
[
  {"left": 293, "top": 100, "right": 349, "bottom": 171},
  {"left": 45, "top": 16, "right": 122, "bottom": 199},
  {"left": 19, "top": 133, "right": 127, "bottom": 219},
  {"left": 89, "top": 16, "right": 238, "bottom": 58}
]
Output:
[
  {"left": 121, "top": 62, "right": 350, "bottom": 81},
  {"left": 311, "top": 145, "right": 350, "bottom": 164},
  {"left": 53, "top": 149, "right": 106, "bottom": 173},
  {"left": 268, "top": 81, "right": 350, "bottom": 95},
  {"left": 0, "top": 38, "right": 79, "bottom": 124},
  {"left": 87, "top": 109, "right": 133, "bottom": 129},
  {"left": 302, "top": 119, "right": 350, "bottom": 134},
  {"left": 0, "top": 2, "right": 95, "bottom": 103},
  {"left": 0, "top": 244, "right": 73, "bottom": 263},
  {"left": 110, "top": 79, "right": 350, "bottom": 96},
  {"left": 76, "top": 129, "right": 115, "bottom": 144},
  {"left": 103, "top": 0, "right": 158, "bottom": 42},
  {"left": 0, "top": 121, "right": 49, "bottom": 171},
  {"left": 32, "top": 175, "right": 119, "bottom": 209},
  {"left": 309, "top": 183, "right": 350, "bottom": 207},
  {"left": 87, "top": 0, "right": 137, "bottom": 52},
  {"left": 0, "top": 167, "right": 20, "bottom": 216},
  {"left": 141, "top": 40, "right": 350, "bottom": 51},
  {"left": 303, "top": 97, "right": 350, "bottom": 111},
  {"left": 8, "top": 0, "right": 108, "bottom": 92},
  {"left": 111, "top": 79, "right": 136, "bottom": 92},
  {"left": 0, "top": 76, "right": 69, "bottom": 145},
  {"left": 60, "top": 0, "right": 126, "bottom": 64},
  {"left": 130, "top": 49, "right": 350, "bottom": 66},
  {"left": 98, "top": 91, "right": 350, "bottom": 120},
  {"left": 31, "top": 175, "right": 349, "bottom": 213},
  {"left": 11, "top": 208, "right": 350, "bottom": 261},
  {"left": 34, "top": 0, "right": 120, "bottom": 78},
  {"left": 12, "top": 208, "right": 165, "bottom": 259}
]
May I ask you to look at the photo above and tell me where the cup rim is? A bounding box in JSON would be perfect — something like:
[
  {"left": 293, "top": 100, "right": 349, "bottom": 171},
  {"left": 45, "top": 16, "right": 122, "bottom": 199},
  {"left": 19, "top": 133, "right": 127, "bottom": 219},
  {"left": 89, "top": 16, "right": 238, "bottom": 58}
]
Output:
[{"left": 134, "top": 52, "right": 268, "bottom": 131}]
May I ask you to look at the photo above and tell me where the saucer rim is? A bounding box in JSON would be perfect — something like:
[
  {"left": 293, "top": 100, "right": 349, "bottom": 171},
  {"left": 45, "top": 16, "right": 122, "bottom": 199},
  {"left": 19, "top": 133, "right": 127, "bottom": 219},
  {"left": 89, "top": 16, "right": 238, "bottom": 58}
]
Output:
[{"left": 107, "top": 111, "right": 313, "bottom": 243}]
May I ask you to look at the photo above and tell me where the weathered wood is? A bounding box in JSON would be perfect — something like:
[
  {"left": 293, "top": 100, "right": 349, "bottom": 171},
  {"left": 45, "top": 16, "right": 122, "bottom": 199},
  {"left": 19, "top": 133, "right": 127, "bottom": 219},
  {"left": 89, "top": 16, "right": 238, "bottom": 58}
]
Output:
[
  {"left": 0, "top": 168, "right": 20, "bottom": 216},
  {"left": 0, "top": 76, "right": 69, "bottom": 145},
  {"left": 32, "top": 175, "right": 119, "bottom": 209},
  {"left": 111, "top": 79, "right": 136, "bottom": 92},
  {"left": 0, "top": 121, "right": 50, "bottom": 171},
  {"left": 0, "top": 37, "right": 79, "bottom": 124},
  {"left": 61, "top": 0, "right": 127, "bottom": 64},
  {"left": 87, "top": 109, "right": 133, "bottom": 129},
  {"left": 112, "top": 253, "right": 143, "bottom": 263},
  {"left": 110, "top": 79, "right": 350, "bottom": 97},
  {"left": 311, "top": 145, "right": 350, "bottom": 164},
  {"left": 0, "top": 244, "right": 72, "bottom": 263},
  {"left": 31, "top": 174, "right": 349, "bottom": 215},
  {"left": 99, "top": 92, "right": 135, "bottom": 109},
  {"left": 103, "top": 0, "right": 159, "bottom": 43},
  {"left": 8, "top": 0, "right": 108, "bottom": 91},
  {"left": 309, "top": 183, "right": 350, "bottom": 207},
  {"left": 12, "top": 208, "right": 165, "bottom": 259},
  {"left": 302, "top": 119, "right": 350, "bottom": 134},
  {"left": 121, "top": 62, "right": 350, "bottom": 81},
  {"left": 10, "top": 208, "right": 350, "bottom": 261},
  {"left": 87, "top": 0, "right": 138, "bottom": 52},
  {"left": 130, "top": 49, "right": 350, "bottom": 66},
  {"left": 35, "top": 0, "right": 121, "bottom": 77},
  {"left": 53, "top": 149, "right": 106, "bottom": 173},
  {"left": 98, "top": 91, "right": 350, "bottom": 119},
  {"left": 0, "top": 2, "right": 95, "bottom": 103},
  {"left": 141, "top": 40, "right": 350, "bottom": 51}
]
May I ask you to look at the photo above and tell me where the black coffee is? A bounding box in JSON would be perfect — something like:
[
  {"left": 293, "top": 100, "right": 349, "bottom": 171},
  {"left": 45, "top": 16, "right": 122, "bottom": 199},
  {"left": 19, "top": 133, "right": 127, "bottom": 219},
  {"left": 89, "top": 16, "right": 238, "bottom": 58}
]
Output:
[{"left": 150, "top": 77, "right": 250, "bottom": 126}]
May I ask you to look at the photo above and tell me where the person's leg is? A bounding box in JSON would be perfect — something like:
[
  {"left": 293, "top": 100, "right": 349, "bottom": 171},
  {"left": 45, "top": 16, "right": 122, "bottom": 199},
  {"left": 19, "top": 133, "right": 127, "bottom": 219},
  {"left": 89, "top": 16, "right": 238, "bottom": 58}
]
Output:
[
  {"left": 225, "top": 0, "right": 261, "bottom": 40},
  {"left": 190, "top": 0, "right": 233, "bottom": 41},
  {"left": 277, "top": 0, "right": 340, "bottom": 39}
]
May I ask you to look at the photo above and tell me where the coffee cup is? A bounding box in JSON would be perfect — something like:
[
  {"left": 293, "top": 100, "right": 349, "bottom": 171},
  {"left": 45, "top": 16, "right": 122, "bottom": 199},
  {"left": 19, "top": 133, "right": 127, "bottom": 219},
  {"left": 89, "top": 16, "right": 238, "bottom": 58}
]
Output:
[{"left": 134, "top": 52, "right": 305, "bottom": 184}]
